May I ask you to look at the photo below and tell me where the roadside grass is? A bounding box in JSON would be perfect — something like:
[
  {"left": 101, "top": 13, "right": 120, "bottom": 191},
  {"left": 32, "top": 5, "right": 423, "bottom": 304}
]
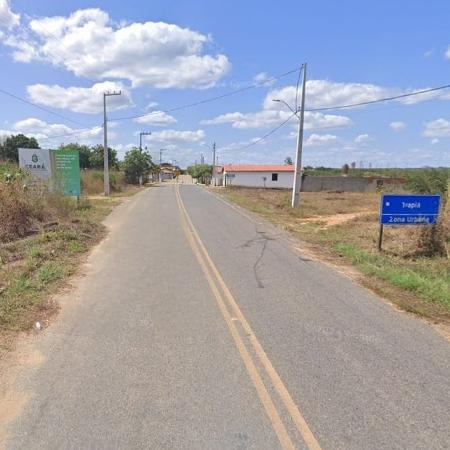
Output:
[
  {"left": 0, "top": 183, "right": 144, "bottom": 354},
  {"left": 81, "top": 170, "right": 127, "bottom": 195},
  {"left": 218, "top": 187, "right": 450, "bottom": 322}
]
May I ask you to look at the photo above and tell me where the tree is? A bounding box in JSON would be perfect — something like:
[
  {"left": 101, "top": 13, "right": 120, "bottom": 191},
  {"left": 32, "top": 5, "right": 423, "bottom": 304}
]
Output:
[
  {"left": 89, "top": 145, "right": 119, "bottom": 170},
  {"left": 284, "top": 156, "right": 293, "bottom": 165},
  {"left": 58, "top": 143, "right": 92, "bottom": 169},
  {"left": 0, "top": 134, "right": 40, "bottom": 162},
  {"left": 187, "top": 164, "right": 212, "bottom": 184},
  {"left": 407, "top": 168, "right": 449, "bottom": 256},
  {"left": 122, "top": 148, "right": 153, "bottom": 184}
]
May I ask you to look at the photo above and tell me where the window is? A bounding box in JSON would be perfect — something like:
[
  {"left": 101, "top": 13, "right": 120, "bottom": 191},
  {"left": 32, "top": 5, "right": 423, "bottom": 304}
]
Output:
[{"left": 272, "top": 173, "right": 278, "bottom": 181}]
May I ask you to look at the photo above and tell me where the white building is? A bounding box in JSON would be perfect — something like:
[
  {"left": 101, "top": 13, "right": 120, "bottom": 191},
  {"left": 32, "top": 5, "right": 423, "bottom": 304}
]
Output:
[{"left": 222, "top": 164, "right": 294, "bottom": 188}]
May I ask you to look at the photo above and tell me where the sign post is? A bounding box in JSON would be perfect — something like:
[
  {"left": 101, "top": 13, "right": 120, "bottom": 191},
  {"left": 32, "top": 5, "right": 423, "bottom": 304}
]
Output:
[{"left": 378, "top": 194, "right": 441, "bottom": 250}]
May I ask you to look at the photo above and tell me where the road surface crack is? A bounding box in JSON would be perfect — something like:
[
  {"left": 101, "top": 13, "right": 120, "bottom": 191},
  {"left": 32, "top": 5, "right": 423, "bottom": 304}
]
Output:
[{"left": 238, "top": 226, "right": 276, "bottom": 289}]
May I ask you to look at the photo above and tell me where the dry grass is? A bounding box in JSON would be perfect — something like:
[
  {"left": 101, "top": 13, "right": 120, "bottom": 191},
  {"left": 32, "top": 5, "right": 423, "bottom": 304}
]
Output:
[
  {"left": 0, "top": 170, "right": 144, "bottom": 354},
  {"left": 219, "top": 186, "right": 450, "bottom": 322},
  {"left": 81, "top": 170, "right": 127, "bottom": 195}
]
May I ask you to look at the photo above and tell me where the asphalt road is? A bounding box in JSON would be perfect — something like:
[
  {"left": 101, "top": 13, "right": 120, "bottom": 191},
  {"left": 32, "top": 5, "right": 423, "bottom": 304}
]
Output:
[{"left": 3, "top": 184, "right": 450, "bottom": 449}]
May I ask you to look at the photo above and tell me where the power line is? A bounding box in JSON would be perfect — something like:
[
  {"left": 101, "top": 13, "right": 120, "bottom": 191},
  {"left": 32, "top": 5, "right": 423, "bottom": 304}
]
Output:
[
  {"left": 221, "top": 113, "right": 296, "bottom": 152},
  {"left": 110, "top": 67, "right": 301, "bottom": 122},
  {"left": 307, "top": 84, "right": 450, "bottom": 112},
  {"left": 0, "top": 88, "right": 88, "bottom": 127}
]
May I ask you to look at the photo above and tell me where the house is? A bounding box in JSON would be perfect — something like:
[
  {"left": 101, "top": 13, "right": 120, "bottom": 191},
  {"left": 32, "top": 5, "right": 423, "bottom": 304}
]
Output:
[
  {"left": 223, "top": 164, "right": 294, "bottom": 188},
  {"left": 212, "top": 166, "right": 224, "bottom": 186},
  {"left": 160, "top": 162, "right": 177, "bottom": 181}
]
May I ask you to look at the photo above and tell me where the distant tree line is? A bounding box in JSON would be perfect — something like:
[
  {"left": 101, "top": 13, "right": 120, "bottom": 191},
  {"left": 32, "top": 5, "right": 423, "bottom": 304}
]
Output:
[{"left": 0, "top": 134, "right": 40, "bottom": 162}]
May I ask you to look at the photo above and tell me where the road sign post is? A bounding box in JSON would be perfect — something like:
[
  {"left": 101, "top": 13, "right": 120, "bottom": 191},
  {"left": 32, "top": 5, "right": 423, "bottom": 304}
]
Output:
[{"left": 378, "top": 194, "right": 441, "bottom": 250}]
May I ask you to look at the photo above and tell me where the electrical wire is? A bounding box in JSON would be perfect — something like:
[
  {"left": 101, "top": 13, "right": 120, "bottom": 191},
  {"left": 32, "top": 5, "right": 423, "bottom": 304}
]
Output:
[
  {"left": 307, "top": 84, "right": 450, "bottom": 112},
  {"left": 38, "top": 124, "right": 103, "bottom": 141},
  {"left": 0, "top": 88, "right": 88, "bottom": 127},
  {"left": 110, "top": 67, "right": 301, "bottom": 122}
]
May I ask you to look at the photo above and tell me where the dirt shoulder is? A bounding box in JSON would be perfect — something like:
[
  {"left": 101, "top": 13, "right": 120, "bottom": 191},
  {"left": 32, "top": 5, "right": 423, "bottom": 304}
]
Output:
[
  {"left": 0, "top": 186, "right": 143, "bottom": 358},
  {"left": 214, "top": 187, "right": 450, "bottom": 328}
]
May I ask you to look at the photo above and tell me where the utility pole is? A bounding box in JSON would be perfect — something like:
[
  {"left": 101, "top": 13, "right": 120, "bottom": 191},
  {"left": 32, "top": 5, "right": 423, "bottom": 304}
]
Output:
[
  {"left": 139, "top": 131, "right": 151, "bottom": 152},
  {"left": 291, "top": 63, "right": 307, "bottom": 208},
  {"left": 103, "top": 90, "right": 121, "bottom": 196},
  {"left": 159, "top": 148, "right": 166, "bottom": 182},
  {"left": 212, "top": 141, "right": 216, "bottom": 186}
]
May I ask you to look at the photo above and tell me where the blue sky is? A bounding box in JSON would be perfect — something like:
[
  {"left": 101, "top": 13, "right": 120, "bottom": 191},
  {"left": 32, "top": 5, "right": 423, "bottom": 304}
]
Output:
[{"left": 0, "top": 0, "right": 449, "bottom": 167}]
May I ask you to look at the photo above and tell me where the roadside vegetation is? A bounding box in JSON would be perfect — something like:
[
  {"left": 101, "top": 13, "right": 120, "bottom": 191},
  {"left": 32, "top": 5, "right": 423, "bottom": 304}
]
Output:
[
  {"left": 218, "top": 168, "right": 450, "bottom": 323},
  {"left": 0, "top": 135, "right": 152, "bottom": 354},
  {"left": 187, "top": 163, "right": 212, "bottom": 184}
]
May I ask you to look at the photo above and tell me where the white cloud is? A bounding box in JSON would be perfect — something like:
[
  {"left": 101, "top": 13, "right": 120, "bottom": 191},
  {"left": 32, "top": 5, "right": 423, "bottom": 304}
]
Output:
[
  {"left": 389, "top": 121, "right": 406, "bottom": 131},
  {"left": 115, "top": 143, "right": 136, "bottom": 159},
  {"left": 133, "top": 111, "right": 177, "bottom": 126},
  {"left": 149, "top": 129, "right": 205, "bottom": 143},
  {"left": 201, "top": 110, "right": 292, "bottom": 129},
  {"left": 253, "top": 72, "right": 275, "bottom": 86},
  {"left": 266, "top": 79, "right": 450, "bottom": 110},
  {"left": 305, "top": 134, "right": 338, "bottom": 146},
  {"left": 0, "top": 0, "right": 20, "bottom": 29},
  {"left": 354, "top": 133, "right": 372, "bottom": 144},
  {"left": 6, "top": 8, "right": 230, "bottom": 88},
  {"left": 445, "top": 46, "right": 450, "bottom": 59},
  {"left": 265, "top": 80, "right": 392, "bottom": 110},
  {"left": 145, "top": 102, "right": 159, "bottom": 111},
  {"left": 423, "top": 118, "right": 450, "bottom": 138},
  {"left": 6, "top": 117, "right": 104, "bottom": 145},
  {"left": 431, "top": 138, "right": 439, "bottom": 145},
  {"left": 202, "top": 109, "right": 351, "bottom": 130},
  {"left": 27, "top": 81, "right": 133, "bottom": 114}
]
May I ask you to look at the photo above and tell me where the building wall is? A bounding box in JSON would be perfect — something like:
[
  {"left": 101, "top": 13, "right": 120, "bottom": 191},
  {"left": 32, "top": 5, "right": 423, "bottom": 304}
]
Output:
[
  {"left": 224, "top": 173, "right": 406, "bottom": 192},
  {"left": 225, "top": 171, "right": 293, "bottom": 188}
]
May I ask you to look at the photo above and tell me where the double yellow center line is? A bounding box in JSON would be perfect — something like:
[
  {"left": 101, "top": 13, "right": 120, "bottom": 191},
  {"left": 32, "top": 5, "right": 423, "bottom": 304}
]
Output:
[{"left": 175, "top": 185, "right": 322, "bottom": 450}]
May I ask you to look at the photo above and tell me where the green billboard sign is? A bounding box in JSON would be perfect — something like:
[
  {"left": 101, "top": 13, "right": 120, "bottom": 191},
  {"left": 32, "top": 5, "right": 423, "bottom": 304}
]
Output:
[{"left": 52, "top": 149, "right": 81, "bottom": 197}]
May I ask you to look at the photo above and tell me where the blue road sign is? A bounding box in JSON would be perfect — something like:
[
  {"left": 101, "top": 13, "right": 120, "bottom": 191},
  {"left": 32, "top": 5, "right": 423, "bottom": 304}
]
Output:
[{"left": 380, "top": 194, "right": 441, "bottom": 225}]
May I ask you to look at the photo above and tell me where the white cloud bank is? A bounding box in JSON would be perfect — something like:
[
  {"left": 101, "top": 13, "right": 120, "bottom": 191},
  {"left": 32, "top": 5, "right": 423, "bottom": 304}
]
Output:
[
  {"left": 149, "top": 129, "right": 205, "bottom": 143},
  {"left": 27, "top": 81, "right": 133, "bottom": 114},
  {"left": 305, "top": 134, "right": 338, "bottom": 146},
  {"left": 5, "top": 8, "right": 230, "bottom": 88},
  {"left": 0, "top": 117, "right": 104, "bottom": 145},
  {"left": 133, "top": 111, "right": 177, "bottom": 126},
  {"left": 423, "top": 118, "right": 450, "bottom": 138},
  {"left": 0, "top": 0, "right": 19, "bottom": 29},
  {"left": 354, "top": 133, "right": 372, "bottom": 144},
  {"left": 266, "top": 79, "right": 450, "bottom": 110},
  {"left": 202, "top": 108, "right": 352, "bottom": 130}
]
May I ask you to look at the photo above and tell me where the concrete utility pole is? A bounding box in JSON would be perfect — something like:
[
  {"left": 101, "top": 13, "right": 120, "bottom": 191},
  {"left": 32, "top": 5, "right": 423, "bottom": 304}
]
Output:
[
  {"left": 291, "top": 63, "right": 307, "bottom": 208},
  {"left": 273, "top": 63, "right": 307, "bottom": 208},
  {"left": 159, "top": 149, "right": 166, "bottom": 182},
  {"left": 212, "top": 141, "right": 216, "bottom": 186},
  {"left": 103, "top": 91, "right": 121, "bottom": 196},
  {"left": 139, "top": 131, "right": 151, "bottom": 152}
]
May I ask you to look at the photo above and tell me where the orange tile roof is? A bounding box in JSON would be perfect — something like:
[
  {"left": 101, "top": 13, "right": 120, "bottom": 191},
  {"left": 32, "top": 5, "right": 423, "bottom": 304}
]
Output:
[{"left": 223, "top": 164, "right": 294, "bottom": 172}]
